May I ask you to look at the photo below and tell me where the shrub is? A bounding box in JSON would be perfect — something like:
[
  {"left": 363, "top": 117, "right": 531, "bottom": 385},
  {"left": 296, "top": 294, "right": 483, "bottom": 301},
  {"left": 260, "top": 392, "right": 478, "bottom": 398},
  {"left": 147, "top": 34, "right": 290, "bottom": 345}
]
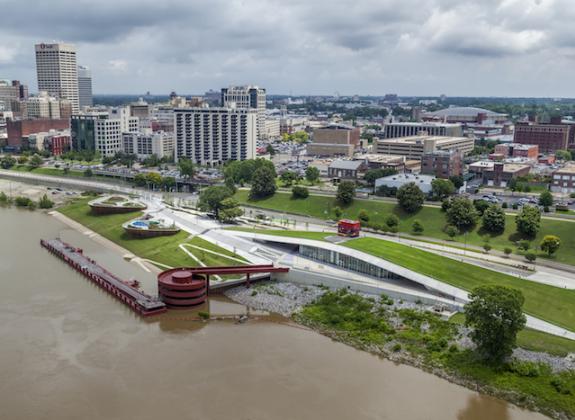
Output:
[
  {"left": 502, "top": 202, "right": 508, "bottom": 209},
  {"left": 38, "top": 194, "right": 54, "bottom": 209},
  {"left": 512, "top": 202, "right": 518, "bottom": 210},
  {"left": 84, "top": 168, "right": 93, "bottom": 177},
  {"left": 291, "top": 185, "right": 309, "bottom": 199},
  {"left": 333, "top": 206, "right": 343, "bottom": 219},
  {"left": 483, "top": 243, "right": 492, "bottom": 253},
  {"left": 392, "top": 343, "right": 402, "bottom": 352},
  {"left": 507, "top": 360, "right": 543, "bottom": 378},
  {"left": 525, "top": 252, "right": 537, "bottom": 263},
  {"left": 358, "top": 209, "right": 370, "bottom": 224},
  {"left": 14, "top": 196, "right": 34, "bottom": 207},
  {"left": 385, "top": 214, "right": 399, "bottom": 228},
  {"left": 412, "top": 219, "right": 424, "bottom": 235},
  {"left": 518, "top": 240, "right": 531, "bottom": 251},
  {"left": 251, "top": 290, "right": 258, "bottom": 296},
  {"left": 445, "top": 224, "right": 458, "bottom": 239},
  {"left": 198, "top": 311, "right": 210, "bottom": 320},
  {"left": 550, "top": 378, "right": 573, "bottom": 395},
  {"left": 504, "top": 247, "right": 513, "bottom": 257}
]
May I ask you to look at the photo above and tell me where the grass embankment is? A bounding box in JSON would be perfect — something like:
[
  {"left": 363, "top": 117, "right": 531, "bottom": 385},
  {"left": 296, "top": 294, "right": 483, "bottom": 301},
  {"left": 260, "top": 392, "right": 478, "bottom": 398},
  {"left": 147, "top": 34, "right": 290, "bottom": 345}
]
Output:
[
  {"left": 234, "top": 190, "right": 575, "bottom": 266},
  {"left": 298, "top": 290, "right": 575, "bottom": 418},
  {"left": 450, "top": 313, "right": 575, "bottom": 357},
  {"left": 58, "top": 198, "right": 245, "bottom": 268},
  {"left": 343, "top": 237, "right": 575, "bottom": 333},
  {"left": 11, "top": 165, "right": 84, "bottom": 177}
]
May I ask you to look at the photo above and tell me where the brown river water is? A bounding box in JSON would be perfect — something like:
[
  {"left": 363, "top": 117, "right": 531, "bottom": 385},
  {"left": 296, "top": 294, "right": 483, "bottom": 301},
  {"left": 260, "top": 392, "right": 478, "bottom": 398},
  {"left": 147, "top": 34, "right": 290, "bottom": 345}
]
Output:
[{"left": 0, "top": 208, "right": 548, "bottom": 420}]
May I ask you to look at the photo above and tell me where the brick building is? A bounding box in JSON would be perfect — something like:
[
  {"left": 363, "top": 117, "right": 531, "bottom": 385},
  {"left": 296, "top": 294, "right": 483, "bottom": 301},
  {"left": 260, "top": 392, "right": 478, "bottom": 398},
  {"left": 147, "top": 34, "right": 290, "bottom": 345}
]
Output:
[
  {"left": 514, "top": 122, "right": 570, "bottom": 153},
  {"left": 494, "top": 143, "right": 539, "bottom": 159},
  {"left": 6, "top": 118, "right": 70, "bottom": 149},
  {"left": 420, "top": 150, "right": 463, "bottom": 179},
  {"left": 482, "top": 162, "right": 531, "bottom": 187},
  {"left": 307, "top": 125, "right": 360, "bottom": 157}
]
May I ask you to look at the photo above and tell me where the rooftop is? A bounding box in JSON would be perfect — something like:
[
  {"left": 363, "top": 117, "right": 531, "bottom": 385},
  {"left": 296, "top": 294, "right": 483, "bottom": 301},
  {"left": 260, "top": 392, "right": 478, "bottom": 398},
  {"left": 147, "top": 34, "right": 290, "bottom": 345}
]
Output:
[
  {"left": 329, "top": 160, "right": 365, "bottom": 170},
  {"left": 554, "top": 165, "right": 575, "bottom": 174},
  {"left": 423, "top": 107, "right": 507, "bottom": 118},
  {"left": 378, "top": 135, "right": 470, "bottom": 145}
]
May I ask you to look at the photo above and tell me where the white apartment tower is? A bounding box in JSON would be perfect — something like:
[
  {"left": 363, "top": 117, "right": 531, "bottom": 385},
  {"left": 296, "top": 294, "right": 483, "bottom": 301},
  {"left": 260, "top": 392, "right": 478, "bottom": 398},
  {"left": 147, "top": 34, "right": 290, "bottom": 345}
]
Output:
[
  {"left": 175, "top": 107, "right": 256, "bottom": 165},
  {"left": 221, "top": 85, "right": 266, "bottom": 140},
  {"left": 77, "top": 65, "right": 93, "bottom": 108},
  {"left": 35, "top": 43, "right": 79, "bottom": 113}
]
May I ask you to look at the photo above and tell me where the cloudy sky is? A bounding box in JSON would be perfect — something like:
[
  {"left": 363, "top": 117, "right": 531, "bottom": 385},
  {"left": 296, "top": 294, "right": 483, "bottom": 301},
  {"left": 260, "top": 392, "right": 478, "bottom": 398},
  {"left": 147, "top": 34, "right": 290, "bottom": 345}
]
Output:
[{"left": 0, "top": 0, "right": 573, "bottom": 97}]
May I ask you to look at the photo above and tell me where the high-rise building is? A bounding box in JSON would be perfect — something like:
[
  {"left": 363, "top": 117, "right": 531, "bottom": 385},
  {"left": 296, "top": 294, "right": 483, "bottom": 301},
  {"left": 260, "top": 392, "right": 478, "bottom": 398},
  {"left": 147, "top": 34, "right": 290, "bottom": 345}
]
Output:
[
  {"left": 77, "top": 65, "right": 93, "bottom": 108},
  {"left": 174, "top": 107, "right": 257, "bottom": 165},
  {"left": 122, "top": 131, "right": 174, "bottom": 159},
  {"left": 25, "top": 91, "right": 62, "bottom": 119},
  {"left": 35, "top": 43, "right": 79, "bottom": 113},
  {"left": 221, "top": 85, "right": 266, "bottom": 139}
]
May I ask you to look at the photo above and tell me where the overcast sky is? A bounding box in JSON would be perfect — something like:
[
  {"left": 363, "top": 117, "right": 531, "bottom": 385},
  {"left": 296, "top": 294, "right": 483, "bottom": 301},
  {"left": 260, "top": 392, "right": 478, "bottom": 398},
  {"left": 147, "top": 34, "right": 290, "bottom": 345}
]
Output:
[{"left": 1, "top": 0, "right": 573, "bottom": 97}]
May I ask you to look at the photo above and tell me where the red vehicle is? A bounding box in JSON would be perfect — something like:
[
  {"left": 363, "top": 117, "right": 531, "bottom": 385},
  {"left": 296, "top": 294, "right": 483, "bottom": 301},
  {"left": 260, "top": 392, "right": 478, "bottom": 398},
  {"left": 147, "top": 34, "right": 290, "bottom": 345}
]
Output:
[{"left": 338, "top": 219, "right": 361, "bottom": 237}]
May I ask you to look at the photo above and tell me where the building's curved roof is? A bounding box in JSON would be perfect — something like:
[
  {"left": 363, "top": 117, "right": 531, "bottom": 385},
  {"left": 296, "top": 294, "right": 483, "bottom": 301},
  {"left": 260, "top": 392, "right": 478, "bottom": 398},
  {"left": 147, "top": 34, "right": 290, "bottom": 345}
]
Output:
[{"left": 424, "top": 107, "right": 507, "bottom": 117}]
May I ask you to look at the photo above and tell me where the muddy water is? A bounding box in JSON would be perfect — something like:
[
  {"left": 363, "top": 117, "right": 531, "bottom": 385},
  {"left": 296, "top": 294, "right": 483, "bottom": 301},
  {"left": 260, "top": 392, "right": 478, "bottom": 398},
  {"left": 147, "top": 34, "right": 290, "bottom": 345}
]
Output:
[{"left": 0, "top": 208, "right": 548, "bottom": 420}]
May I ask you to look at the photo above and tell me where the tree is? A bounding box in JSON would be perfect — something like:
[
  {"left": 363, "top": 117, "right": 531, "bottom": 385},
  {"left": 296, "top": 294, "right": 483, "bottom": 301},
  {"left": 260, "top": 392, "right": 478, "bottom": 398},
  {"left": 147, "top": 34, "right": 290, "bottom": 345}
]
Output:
[
  {"left": 38, "top": 194, "right": 54, "bottom": 209},
  {"left": 446, "top": 197, "right": 478, "bottom": 230},
  {"left": 538, "top": 191, "right": 553, "bottom": 207},
  {"left": 145, "top": 172, "right": 163, "bottom": 188},
  {"left": 249, "top": 166, "right": 277, "bottom": 199},
  {"left": 358, "top": 209, "right": 369, "bottom": 224},
  {"left": 218, "top": 198, "right": 244, "bottom": 222},
  {"left": 473, "top": 199, "right": 490, "bottom": 216},
  {"left": 431, "top": 178, "right": 455, "bottom": 200},
  {"left": 280, "top": 170, "right": 298, "bottom": 186},
  {"left": 265, "top": 144, "right": 276, "bottom": 156},
  {"left": 464, "top": 285, "right": 526, "bottom": 364},
  {"left": 336, "top": 181, "right": 355, "bottom": 205},
  {"left": 483, "top": 243, "right": 492, "bottom": 253},
  {"left": 17, "top": 155, "right": 28, "bottom": 164},
  {"left": 540, "top": 235, "right": 561, "bottom": 256},
  {"left": 0, "top": 156, "right": 16, "bottom": 169},
  {"left": 305, "top": 166, "right": 320, "bottom": 184},
  {"left": 385, "top": 214, "right": 399, "bottom": 229},
  {"left": 161, "top": 176, "right": 176, "bottom": 191},
  {"left": 178, "top": 157, "right": 195, "bottom": 178},
  {"left": 449, "top": 175, "right": 464, "bottom": 189},
  {"left": 555, "top": 150, "right": 572, "bottom": 161},
  {"left": 84, "top": 168, "right": 93, "bottom": 177},
  {"left": 134, "top": 173, "right": 147, "bottom": 187},
  {"left": 396, "top": 182, "right": 425, "bottom": 213},
  {"left": 412, "top": 219, "right": 424, "bottom": 235},
  {"left": 481, "top": 205, "right": 506, "bottom": 234},
  {"left": 198, "top": 186, "right": 233, "bottom": 218},
  {"left": 291, "top": 185, "right": 309, "bottom": 199},
  {"left": 515, "top": 205, "right": 541, "bottom": 238},
  {"left": 28, "top": 154, "right": 43, "bottom": 169}
]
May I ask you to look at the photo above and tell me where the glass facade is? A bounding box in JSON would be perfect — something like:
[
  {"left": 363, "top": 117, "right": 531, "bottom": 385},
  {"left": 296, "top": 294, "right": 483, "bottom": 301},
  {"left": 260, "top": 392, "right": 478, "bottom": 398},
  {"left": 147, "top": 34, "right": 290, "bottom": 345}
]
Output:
[{"left": 299, "top": 245, "right": 403, "bottom": 281}]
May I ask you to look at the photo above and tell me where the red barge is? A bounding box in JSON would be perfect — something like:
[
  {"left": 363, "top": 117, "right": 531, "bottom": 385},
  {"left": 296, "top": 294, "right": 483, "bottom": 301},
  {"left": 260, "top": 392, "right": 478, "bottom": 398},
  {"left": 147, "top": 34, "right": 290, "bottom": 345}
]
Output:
[{"left": 41, "top": 238, "right": 167, "bottom": 317}]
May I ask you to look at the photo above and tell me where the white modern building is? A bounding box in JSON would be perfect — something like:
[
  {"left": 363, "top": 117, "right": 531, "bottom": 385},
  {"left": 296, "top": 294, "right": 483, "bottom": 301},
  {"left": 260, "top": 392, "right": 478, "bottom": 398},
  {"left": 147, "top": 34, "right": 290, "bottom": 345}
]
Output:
[
  {"left": 122, "top": 130, "right": 174, "bottom": 159},
  {"left": 77, "top": 65, "right": 93, "bottom": 108},
  {"left": 221, "top": 85, "right": 266, "bottom": 139},
  {"left": 35, "top": 43, "right": 79, "bottom": 113},
  {"left": 174, "top": 107, "right": 257, "bottom": 165},
  {"left": 24, "top": 91, "right": 62, "bottom": 119},
  {"left": 263, "top": 117, "right": 281, "bottom": 139},
  {"left": 382, "top": 122, "right": 463, "bottom": 139},
  {"left": 71, "top": 107, "right": 138, "bottom": 156}
]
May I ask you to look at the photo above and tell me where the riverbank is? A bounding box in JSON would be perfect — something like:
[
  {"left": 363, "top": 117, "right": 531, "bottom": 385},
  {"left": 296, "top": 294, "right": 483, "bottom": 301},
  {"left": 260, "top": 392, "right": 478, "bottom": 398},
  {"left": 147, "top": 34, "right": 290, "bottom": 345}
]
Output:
[{"left": 225, "top": 281, "right": 575, "bottom": 420}]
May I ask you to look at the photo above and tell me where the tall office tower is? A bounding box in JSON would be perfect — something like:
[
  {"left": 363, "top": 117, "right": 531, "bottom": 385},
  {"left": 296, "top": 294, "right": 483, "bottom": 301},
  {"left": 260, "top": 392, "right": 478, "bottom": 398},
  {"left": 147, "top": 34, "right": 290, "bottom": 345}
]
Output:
[
  {"left": 77, "top": 65, "right": 93, "bottom": 108},
  {"left": 35, "top": 43, "right": 79, "bottom": 113},
  {"left": 174, "top": 107, "right": 256, "bottom": 165},
  {"left": 221, "top": 85, "right": 266, "bottom": 140}
]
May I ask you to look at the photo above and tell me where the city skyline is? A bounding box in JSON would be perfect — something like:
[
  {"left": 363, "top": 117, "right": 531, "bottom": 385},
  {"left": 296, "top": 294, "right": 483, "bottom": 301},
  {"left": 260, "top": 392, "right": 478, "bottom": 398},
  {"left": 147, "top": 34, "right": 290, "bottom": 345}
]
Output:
[{"left": 1, "top": 0, "right": 575, "bottom": 97}]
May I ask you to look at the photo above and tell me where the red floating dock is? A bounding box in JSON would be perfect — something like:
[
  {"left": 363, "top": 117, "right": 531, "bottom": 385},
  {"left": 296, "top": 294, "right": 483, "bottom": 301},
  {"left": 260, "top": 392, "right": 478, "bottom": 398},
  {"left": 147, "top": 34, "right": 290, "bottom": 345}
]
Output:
[{"left": 41, "top": 238, "right": 167, "bottom": 317}]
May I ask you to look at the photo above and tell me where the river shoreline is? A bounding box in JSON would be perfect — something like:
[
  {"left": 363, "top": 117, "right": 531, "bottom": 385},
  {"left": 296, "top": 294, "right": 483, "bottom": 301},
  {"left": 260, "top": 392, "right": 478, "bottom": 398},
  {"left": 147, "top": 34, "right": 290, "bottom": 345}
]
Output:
[{"left": 224, "top": 281, "right": 574, "bottom": 420}]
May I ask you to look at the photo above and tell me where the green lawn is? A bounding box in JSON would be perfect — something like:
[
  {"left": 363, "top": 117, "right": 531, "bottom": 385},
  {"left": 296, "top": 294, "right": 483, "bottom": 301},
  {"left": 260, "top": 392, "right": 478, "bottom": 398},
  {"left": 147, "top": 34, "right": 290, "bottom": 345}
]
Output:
[
  {"left": 58, "top": 198, "right": 244, "bottom": 268},
  {"left": 450, "top": 313, "right": 575, "bottom": 357},
  {"left": 343, "top": 237, "right": 575, "bottom": 333},
  {"left": 11, "top": 165, "right": 85, "bottom": 177},
  {"left": 235, "top": 190, "right": 575, "bottom": 266}
]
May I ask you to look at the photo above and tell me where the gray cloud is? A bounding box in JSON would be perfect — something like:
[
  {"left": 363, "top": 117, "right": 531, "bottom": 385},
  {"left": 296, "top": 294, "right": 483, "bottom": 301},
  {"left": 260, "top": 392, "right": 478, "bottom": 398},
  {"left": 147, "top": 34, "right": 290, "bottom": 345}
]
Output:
[{"left": 0, "top": 0, "right": 574, "bottom": 96}]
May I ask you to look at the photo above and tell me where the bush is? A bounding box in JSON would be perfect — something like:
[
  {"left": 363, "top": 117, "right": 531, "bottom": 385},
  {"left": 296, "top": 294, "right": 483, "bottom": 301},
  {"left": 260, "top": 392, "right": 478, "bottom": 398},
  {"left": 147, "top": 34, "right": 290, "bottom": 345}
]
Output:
[
  {"left": 198, "top": 311, "right": 210, "bottom": 320},
  {"left": 392, "top": 343, "right": 402, "bottom": 352},
  {"left": 518, "top": 240, "right": 531, "bottom": 251},
  {"left": 412, "top": 219, "right": 424, "bottom": 235},
  {"left": 507, "top": 360, "right": 543, "bottom": 378},
  {"left": 543, "top": 205, "right": 550, "bottom": 213},
  {"left": 358, "top": 209, "right": 369, "bottom": 224},
  {"left": 504, "top": 247, "right": 513, "bottom": 257},
  {"left": 441, "top": 199, "right": 451, "bottom": 212},
  {"left": 502, "top": 202, "right": 508, "bottom": 209},
  {"left": 14, "top": 196, "right": 34, "bottom": 208},
  {"left": 445, "top": 225, "right": 458, "bottom": 239},
  {"left": 512, "top": 202, "right": 518, "bottom": 210},
  {"left": 291, "top": 185, "right": 309, "bottom": 199},
  {"left": 333, "top": 206, "right": 343, "bottom": 219},
  {"left": 550, "top": 378, "right": 573, "bottom": 395},
  {"left": 38, "top": 194, "right": 54, "bottom": 209},
  {"left": 483, "top": 243, "right": 492, "bottom": 253},
  {"left": 84, "top": 168, "right": 93, "bottom": 177},
  {"left": 525, "top": 252, "right": 537, "bottom": 263},
  {"left": 385, "top": 214, "right": 399, "bottom": 228}
]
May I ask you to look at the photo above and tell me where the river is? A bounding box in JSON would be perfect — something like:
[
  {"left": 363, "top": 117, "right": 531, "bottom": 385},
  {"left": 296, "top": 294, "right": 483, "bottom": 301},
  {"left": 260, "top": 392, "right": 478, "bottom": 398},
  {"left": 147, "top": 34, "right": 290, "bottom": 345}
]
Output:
[{"left": 0, "top": 207, "right": 548, "bottom": 420}]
